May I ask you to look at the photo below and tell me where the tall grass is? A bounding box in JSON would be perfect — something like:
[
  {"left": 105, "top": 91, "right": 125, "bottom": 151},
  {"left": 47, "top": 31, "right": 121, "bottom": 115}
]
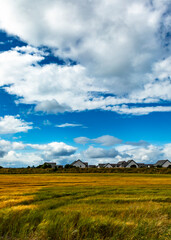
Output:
[{"left": 0, "top": 174, "right": 170, "bottom": 239}]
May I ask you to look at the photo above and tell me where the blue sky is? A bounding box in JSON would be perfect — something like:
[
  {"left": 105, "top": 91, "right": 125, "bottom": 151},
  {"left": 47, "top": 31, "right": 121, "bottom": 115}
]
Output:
[{"left": 0, "top": 0, "right": 171, "bottom": 167}]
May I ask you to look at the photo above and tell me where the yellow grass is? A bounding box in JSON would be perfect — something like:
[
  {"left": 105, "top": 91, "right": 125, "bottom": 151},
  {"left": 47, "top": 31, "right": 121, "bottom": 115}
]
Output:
[{"left": 0, "top": 173, "right": 170, "bottom": 240}]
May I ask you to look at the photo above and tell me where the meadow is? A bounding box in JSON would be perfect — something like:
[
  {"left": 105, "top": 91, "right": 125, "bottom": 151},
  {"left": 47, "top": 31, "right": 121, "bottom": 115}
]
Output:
[{"left": 0, "top": 173, "right": 170, "bottom": 240}]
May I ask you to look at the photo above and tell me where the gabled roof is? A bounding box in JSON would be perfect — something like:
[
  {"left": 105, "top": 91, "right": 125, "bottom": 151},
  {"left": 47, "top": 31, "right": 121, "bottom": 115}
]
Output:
[
  {"left": 125, "top": 160, "right": 138, "bottom": 167},
  {"left": 110, "top": 164, "right": 117, "bottom": 167},
  {"left": 117, "top": 161, "right": 127, "bottom": 167},
  {"left": 154, "top": 160, "right": 170, "bottom": 166},
  {"left": 71, "top": 159, "right": 88, "bottom": 167},
  {"left": 117, "top": 160, "right": 138, "bottom": 167},
  {"left": 98, "top": 164, "right": 107, "bottom": 168}
]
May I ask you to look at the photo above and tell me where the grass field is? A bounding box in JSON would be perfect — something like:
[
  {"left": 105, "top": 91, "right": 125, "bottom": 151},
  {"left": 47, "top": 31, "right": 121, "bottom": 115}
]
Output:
[{"left": 0, "top": 173, "right": 170, "bottom": 240}]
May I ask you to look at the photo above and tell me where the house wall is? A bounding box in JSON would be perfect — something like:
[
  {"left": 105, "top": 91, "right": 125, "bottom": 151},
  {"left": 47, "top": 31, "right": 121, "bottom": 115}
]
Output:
[
  {"left": 105, "top": 164, "right": 113, "bottom": 168},
  {"left": 73, "top": 160, "right": 86, "bottom": 168},
  {"left": 126, "top": 161, "right": 139, "bottom": 168},
  {"left": 162, "top": 161, "right": 171, "bottom": 168}
]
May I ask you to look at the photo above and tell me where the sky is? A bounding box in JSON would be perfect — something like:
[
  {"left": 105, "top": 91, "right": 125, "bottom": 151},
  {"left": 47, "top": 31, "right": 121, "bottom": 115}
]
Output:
[{"left": 0, "top": 0, "right": 171, "bottom": 167}]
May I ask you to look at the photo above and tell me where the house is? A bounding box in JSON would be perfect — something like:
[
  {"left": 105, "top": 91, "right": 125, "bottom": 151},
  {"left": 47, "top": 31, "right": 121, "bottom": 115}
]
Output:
[
  {"left": 44, "top": 162, "right": 56, "bottom": 169},
  {"left": 97, "top": 163, "right": 117, "bottom": 168},
  {"left": 125, "top": 160, "right": 139, "bottom": 168},
  {"left": 71, "top": 159, "right": 88, "bottom": 168},
  {"left": 154, "top": 160, "right": 171, "bottom": 168},
  {"left": 116, "top": 161, "right": 127, "bottom": 168},
  {"left": 105, "top": 163, "right": 114, "bottom": 168},
  {"left": 110, "top": 164, "right": 117, "bottom": 168},
  {"left": 97, "top": 164, "right": 107, "bottom": 168},
  {"left": 117, "top": 160, "right": 139, "bottom": 168},
  {"left": 137, "top": 163, "right": 146, "bottom": 168},
  {"left": 105, "top": 163, "right": 117, "bottom": 168}
]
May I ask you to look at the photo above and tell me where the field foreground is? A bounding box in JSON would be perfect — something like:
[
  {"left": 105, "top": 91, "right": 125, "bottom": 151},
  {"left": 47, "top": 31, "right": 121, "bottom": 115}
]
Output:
[{"left": 0, "top": 173, "right": 170, "bottom": 240}]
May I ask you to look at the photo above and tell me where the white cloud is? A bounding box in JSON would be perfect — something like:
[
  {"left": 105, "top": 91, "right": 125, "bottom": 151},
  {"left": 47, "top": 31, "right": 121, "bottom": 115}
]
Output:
[
  {"left": 56, "top": 123, "right": 83, "bottom": 128},
  {"left": 0, "top": 0, "right": 167, "bottom": 85},
  {"left": 162, "top": 143, "right": 171, "bottom": 160},
  {"left": 74, "top": 135, "right": 122, "bottom": 146},
  {"left": 109, "top": 105, "right": 171, "bottom": 115},
  {"left": 116, "top": 144, "right": 164, "bottom": 163},
  {"left": 93, "top": 135, "right": 122, "bottom": 146},
  {"left": 0, "top": 137, "right": 171, "bottom": 167},
  {"left": 78, "top": 143, "right": 170, "bottom": 165},
  {"left": 0, "top": 151, "right": 43, "bottom": 168},
  {"left": 0, "top": 115, "right": 32, "bottom": 134},
  {"left": 125, "top": 140, "right": 149, "bottom": 146},
  {"left": 28, "top": 142, "right": 77, "bottom": 157},
  {"left": 35, "top": 100, "right": 72, "bottom": 114},
  {"left": 83, "top": 146, "right": 120, "bottom": 159},
  {"left": 0, "top": 139, "right": 77, "bottom": 167},
  {"left": 0, "top": 1, "right": 170, "bottom": 115}
]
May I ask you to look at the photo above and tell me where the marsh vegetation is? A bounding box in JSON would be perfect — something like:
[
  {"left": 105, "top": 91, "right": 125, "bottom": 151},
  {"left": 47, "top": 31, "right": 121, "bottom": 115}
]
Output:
[{"left": 0, "top": 174, "right": 170, "bottom": 239}]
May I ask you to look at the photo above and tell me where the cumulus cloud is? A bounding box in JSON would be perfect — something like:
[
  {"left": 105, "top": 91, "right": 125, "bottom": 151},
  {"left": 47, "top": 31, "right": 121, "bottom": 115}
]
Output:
[
  {"left": 28, "top": 142, "right": 77, "bottom": 159},
  {"left": 0, "top": 115, "right": 32, "bottom": 134},
  {"left": 0, "top": 137, "right": 171, "bottom": 167},
  {"left": 35, "top": 100, "right": 71, "bottom": 114},
  {"left": 114, "top": 143, "right": 167, "bottom": 163},
  {"left": 83, "top": 146, "right": 120, "bottom": 159},
  {"left": 93, "top": 135, "right": 122, "bottom": 146},
  {"left": 74, "top": 135, "right": 122, "bottom": 146},
  {"left": 0, "top": 139, "right": 77, "bottom": 167},
  {"left": 0, "top": 1, "right": 170, "bottom": 115},
  {"left": 0, "top": 151, "right": 43, "bottom": 168}
]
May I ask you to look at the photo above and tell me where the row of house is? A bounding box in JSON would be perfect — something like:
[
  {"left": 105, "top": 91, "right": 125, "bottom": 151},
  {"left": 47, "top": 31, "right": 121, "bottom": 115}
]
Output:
[
  {"left": 71, "top": 159, "right": 171, "bottom": 168},
  {"left": 46, "top": 159, "right": 171, "bottom": 169}
]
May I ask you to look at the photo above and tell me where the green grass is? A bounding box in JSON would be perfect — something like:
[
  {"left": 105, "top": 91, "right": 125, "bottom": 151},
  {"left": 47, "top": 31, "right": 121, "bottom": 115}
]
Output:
[{"left": 0, "top": 174, "right": 170, "bottom": 240}]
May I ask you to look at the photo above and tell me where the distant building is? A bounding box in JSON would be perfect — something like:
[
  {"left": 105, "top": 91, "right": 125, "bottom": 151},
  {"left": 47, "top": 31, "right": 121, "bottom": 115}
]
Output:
[
  {"left": 97, "top": 163, "right": 117, "bottom": 168},
  {"left": 137, "top": 163, "right": 146, "bottom": 168},
  {"left": 44, "top": 162, "right": 56, "bottom": 169},
  {"left": 71, "top": 159, "right": 88, "bottom": 168},
  {"left": 154, "top": 160, "right": 171, "bottom": 168},
  {"left": 104, "top": 163, "right": 113, "bottom": 168},
  {"left": 97, "top": 164, "right": 107, "bottom": 168},
  {"left": 117, "top": 161, "right": 127, "bottom": 168},
  {"left": 117, "top": 160, "right": 139, "bottom": 168}
]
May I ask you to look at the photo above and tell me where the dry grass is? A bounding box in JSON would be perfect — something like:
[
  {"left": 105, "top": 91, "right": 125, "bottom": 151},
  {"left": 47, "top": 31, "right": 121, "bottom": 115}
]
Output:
[{"left": 0, "top": 173, "right": 170, "bottom": 240}]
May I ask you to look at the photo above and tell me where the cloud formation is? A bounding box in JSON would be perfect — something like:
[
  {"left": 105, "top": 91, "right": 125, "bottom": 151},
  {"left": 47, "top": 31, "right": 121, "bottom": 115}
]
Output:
[
  {"left": 74, "top": 135, "right": 122, "bottom": 146},
  {"left": 83, "top": 146, "right": 122, "bottom": 159},
  {"left": 0, "top": 139, "right": 77, "bottom": 167},
  {"left": 0, "top": 137, "right": 171, "bottom": 167},
  {"left": 0, "top": 115, "right": 32, "bottom": 134},
  {"left": 0, "top": 1, "right": 170, "bottom": 115}
]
